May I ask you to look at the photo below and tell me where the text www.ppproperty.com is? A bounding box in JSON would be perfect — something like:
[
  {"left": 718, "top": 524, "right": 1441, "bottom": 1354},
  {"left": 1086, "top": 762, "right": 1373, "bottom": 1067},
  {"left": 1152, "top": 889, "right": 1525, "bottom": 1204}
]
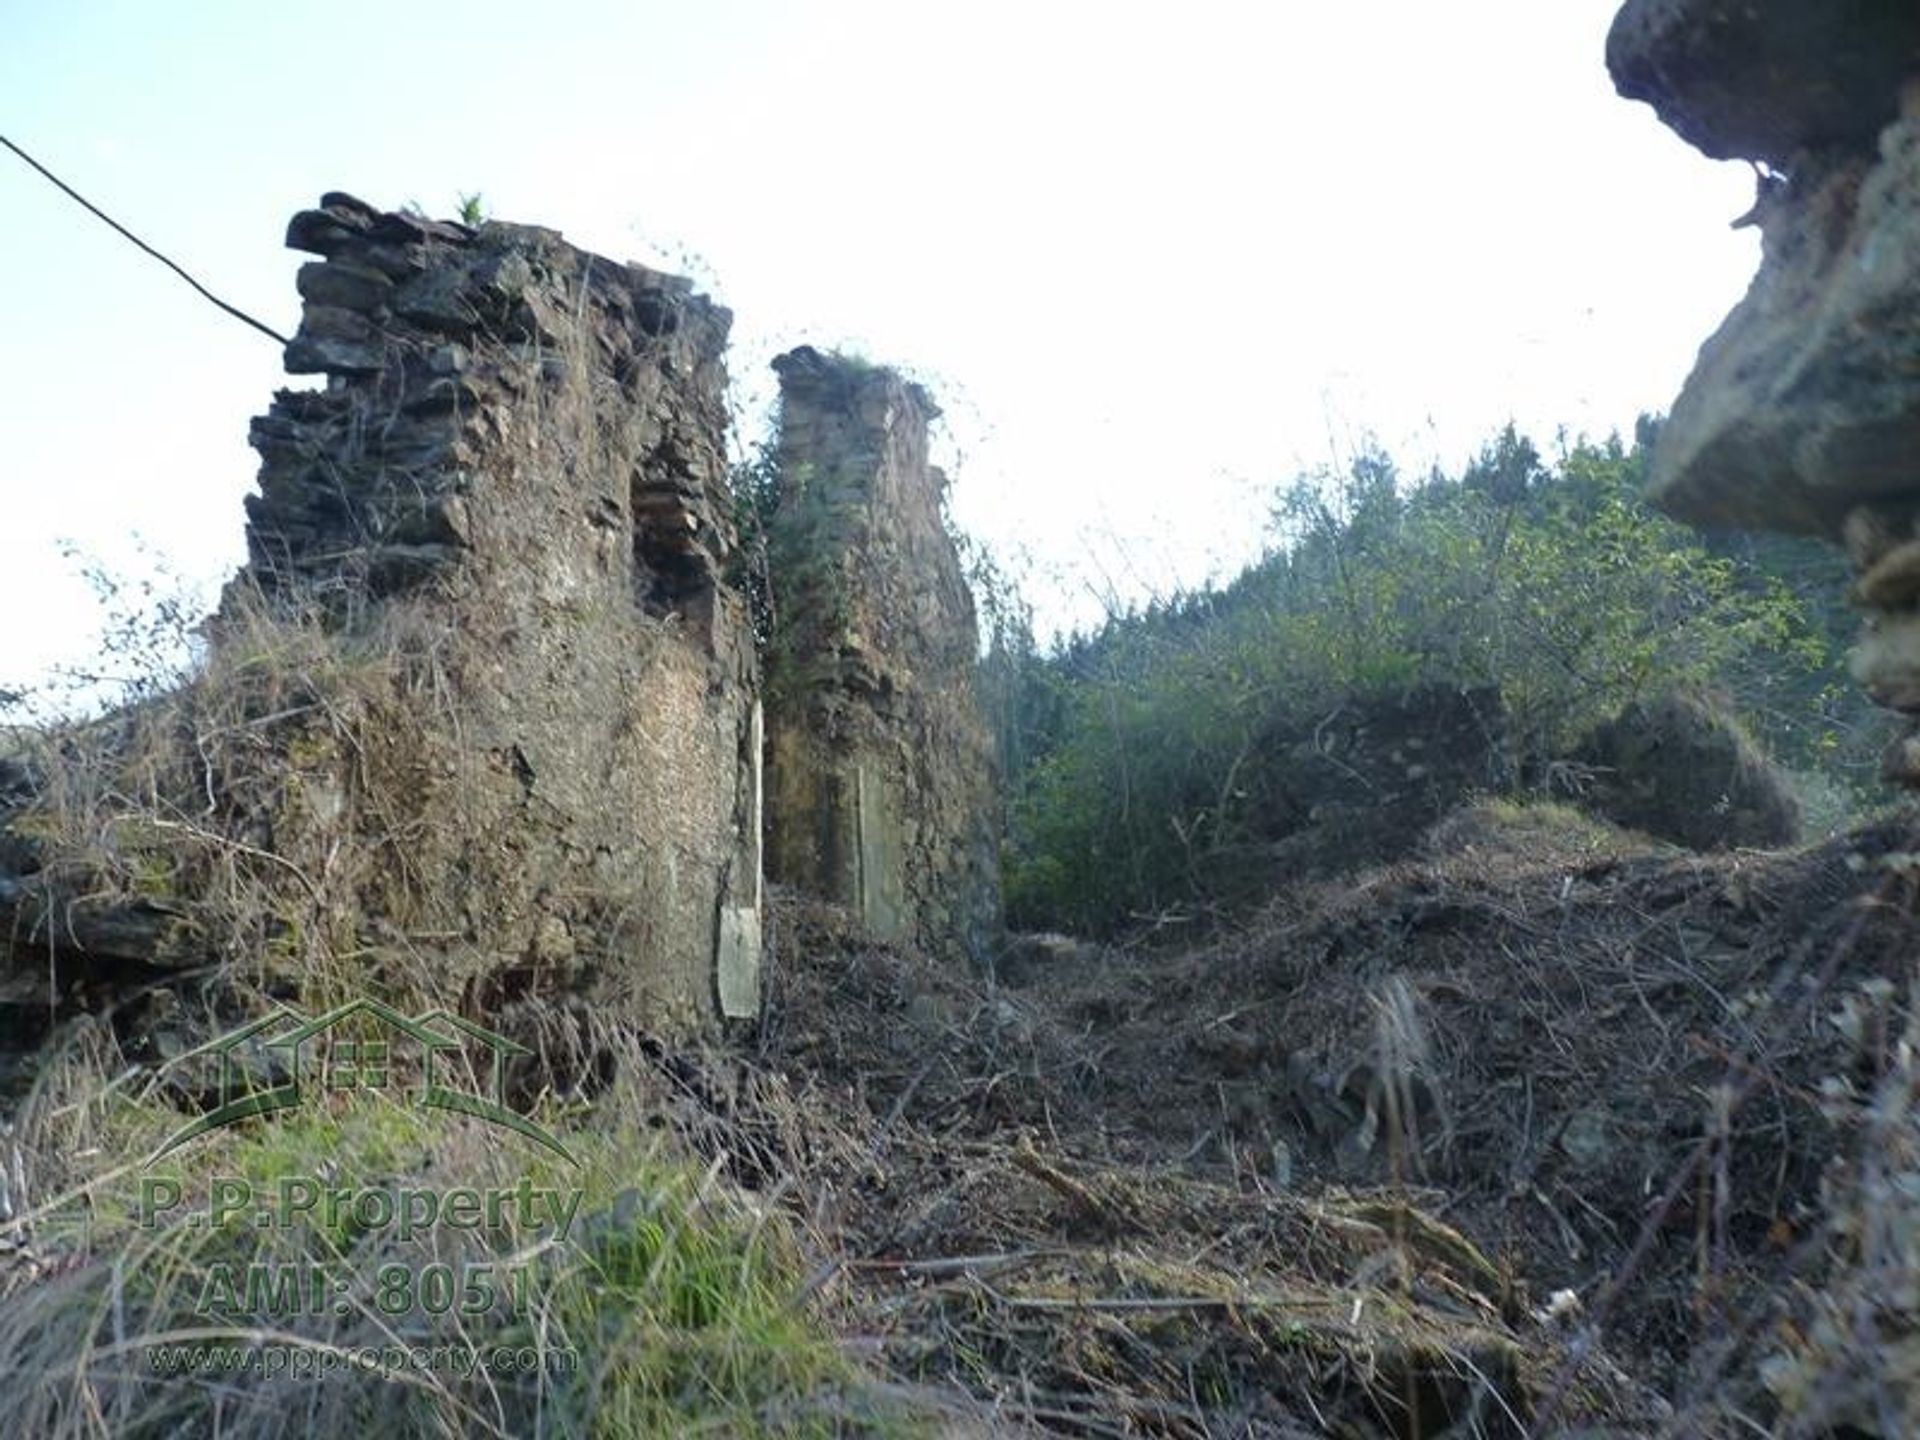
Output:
[{"left": 145, "top": 1342, "right": 580, "bottom": 1379}]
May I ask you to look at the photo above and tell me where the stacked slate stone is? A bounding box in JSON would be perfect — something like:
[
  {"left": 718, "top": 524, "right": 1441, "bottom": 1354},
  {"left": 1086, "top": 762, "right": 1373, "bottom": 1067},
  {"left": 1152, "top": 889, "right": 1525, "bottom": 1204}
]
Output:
[
  {"left": 224, "top": 194, "right": 764, "bottom": 1029},
  {"left": 244, "top": 192, "right": 734, "bottom": 613}
]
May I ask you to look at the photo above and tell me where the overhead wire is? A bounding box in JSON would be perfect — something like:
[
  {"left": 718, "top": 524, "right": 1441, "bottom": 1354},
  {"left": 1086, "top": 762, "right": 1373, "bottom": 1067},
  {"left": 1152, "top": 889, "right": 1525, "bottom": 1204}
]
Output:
[{"left": 0, "top": 132, "right": 290, "bottom": 346}]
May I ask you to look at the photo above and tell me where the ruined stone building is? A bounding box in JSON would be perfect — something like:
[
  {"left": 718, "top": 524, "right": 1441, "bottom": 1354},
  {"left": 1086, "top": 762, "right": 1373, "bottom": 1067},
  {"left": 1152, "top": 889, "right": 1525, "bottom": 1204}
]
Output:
[
  {"left": 0, "top": 194, "right": 1000, "bottom": 1039},
  {"left": 235, "top": 193, "right": 765, "bottom": 1026}
]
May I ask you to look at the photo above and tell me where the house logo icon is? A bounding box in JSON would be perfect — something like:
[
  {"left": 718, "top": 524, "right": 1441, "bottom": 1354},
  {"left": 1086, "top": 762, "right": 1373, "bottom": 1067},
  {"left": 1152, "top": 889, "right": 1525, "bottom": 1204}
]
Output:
[{"left": 148, "top": 997, "right": 578, "bottom": 1167}]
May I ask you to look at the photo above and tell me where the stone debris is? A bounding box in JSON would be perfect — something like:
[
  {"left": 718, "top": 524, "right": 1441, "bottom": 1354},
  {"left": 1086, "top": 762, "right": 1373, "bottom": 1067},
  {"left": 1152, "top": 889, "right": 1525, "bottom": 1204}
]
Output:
[{"left": 1569, "top": 690, "right": 1801, "bottom": 851}]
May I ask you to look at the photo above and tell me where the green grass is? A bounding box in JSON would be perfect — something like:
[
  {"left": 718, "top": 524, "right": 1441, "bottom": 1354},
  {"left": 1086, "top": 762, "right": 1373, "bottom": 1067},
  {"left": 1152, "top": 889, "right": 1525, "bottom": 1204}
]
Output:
[{"left": 0, "top": 1033, "right": 920, "bottom": 1439}]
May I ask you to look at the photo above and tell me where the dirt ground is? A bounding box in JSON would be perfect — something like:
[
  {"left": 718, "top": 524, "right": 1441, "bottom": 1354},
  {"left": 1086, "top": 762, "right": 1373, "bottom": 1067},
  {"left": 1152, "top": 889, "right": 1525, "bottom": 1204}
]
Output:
[
  {"left": 4, "top": 798, "right": 1911, "bottom": 1435},
  {"left": 687, "top": 800, "right": 1920, "bottom": 1436}
]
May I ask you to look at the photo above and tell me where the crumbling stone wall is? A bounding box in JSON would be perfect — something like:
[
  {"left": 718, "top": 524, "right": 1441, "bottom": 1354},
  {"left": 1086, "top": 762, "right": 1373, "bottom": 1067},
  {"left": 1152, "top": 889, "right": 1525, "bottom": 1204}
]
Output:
[
  {"left": 3, "top": 198, "right": 1012, "bottom": 1046},
  {"left": 760, "top": 348, "right": 1000, "bottom": 963},
  {"left": 1608, "top": 3, "right": 1920, "bottom": 782},
  {"left": 237, "top": 193, "right": 763, "bottom": 1025}
]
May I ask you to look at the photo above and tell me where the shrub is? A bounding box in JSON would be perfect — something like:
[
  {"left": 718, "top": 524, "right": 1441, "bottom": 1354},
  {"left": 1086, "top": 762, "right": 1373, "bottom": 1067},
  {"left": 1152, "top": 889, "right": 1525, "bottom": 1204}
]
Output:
[{"left": 1002, "top": 428, "right": 1842, "bottom": 933}]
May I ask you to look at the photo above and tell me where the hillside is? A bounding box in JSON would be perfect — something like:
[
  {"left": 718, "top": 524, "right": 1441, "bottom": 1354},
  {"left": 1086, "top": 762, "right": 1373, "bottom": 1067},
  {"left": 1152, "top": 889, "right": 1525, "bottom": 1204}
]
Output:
[{"left": 4, "top": 2, "right": 1920, "bottom": 1436}]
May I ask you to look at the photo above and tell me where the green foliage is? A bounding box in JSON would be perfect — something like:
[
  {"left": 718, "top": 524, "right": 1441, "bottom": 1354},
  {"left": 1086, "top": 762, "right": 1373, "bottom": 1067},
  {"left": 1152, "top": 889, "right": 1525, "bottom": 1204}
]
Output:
[
  {"left": 1001, "top": 425, "right": 1845, "bottom": 934},
  {"left": 397, "top": 194, "right": 487, "bottom": 226},
  {"left": 1692, "top": 522, "right": 1881, "bottom": 788},
  {"left": 727, "top": 442, "right": 858, "bottom": 704},
  {"left": 549, "top": 1178, "right": 855, "bottom": 1436},
  {"left": 960, "top": 535, "right": 1062, "bottom": 842},
  {"left": 1, "top": 1030, "right": 890, "bottom": 1440},
  {"left": 727, "top": 440, "right": 783, "bottom": 652}
]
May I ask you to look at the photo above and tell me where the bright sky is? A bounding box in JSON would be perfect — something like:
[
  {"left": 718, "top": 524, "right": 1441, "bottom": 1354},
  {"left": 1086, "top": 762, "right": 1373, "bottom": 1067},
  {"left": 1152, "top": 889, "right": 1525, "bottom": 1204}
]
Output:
[{"left": 1, "top": 0, "right": 1758, "bottom": 697}]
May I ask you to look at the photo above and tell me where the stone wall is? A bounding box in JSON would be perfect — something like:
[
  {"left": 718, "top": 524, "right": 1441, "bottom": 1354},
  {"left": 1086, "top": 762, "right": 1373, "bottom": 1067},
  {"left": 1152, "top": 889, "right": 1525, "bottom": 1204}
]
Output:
[
  {"left": 1608, "top": 3, "right": 1920, "bottom": 782},
  {"left": 2, "top": 200, "right": 1010, "bottom": 1051},
  {"left": 232, "top": 193, "right": 763, "bottom": 1026},
  {"left": 760, "top": 348, "right": 1000, "bottom": 963}
]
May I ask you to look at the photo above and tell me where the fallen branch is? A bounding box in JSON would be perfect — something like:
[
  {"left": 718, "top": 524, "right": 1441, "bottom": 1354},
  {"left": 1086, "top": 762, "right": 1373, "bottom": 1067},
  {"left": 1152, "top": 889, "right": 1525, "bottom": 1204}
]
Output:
[
  {"left": 851, "top": 1249, "right": 1060, "bottom": 1278},
  {"left": 1011, "top": 1136, "right": 1130, "bottom": 1231}
]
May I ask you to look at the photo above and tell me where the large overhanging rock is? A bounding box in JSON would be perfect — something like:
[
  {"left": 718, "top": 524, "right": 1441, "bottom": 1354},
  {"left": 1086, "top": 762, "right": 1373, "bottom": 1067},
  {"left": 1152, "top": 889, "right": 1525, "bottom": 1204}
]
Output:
[
  {"left": 1636, "top": 93, "right": 1920, "bottom": 538},
  {"left": 1610, "top": 3, "right": 1920, "bottom": 782},
  {"left": 1607, "top": 0, "right": 1920, "bottom": 167}
]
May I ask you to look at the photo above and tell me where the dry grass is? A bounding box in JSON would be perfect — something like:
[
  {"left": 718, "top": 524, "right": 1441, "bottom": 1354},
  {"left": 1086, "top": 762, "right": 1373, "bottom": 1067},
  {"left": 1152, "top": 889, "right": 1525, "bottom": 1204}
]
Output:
[
  {"left": 998, "top": 801, "right": 1920, "bottom": 1432},
  {"left": 0, "top": 1003, "right": 926, "bottom": 1439},
  {"left": 3, "top": 580, "right": 475, "bottom": 992},
  {"left": 3, "top": 878, "right": 1676, "bottom": 1437},
  {"left": 7, "top": 605, "right": 1919, "bottom": 1437},
  {"left": 748, "top": 892, "right": 1665, "bottom": 1436}
]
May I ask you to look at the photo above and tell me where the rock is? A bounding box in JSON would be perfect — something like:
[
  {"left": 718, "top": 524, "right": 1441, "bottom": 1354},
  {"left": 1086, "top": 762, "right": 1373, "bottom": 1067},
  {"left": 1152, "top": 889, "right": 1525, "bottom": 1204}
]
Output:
[
  {"left": 285, "top": 301, "right": 387, "bottom": 374},
  {"left": 1237, "top": 685, "right": 1514, "bottom": 881},
  {"left": 0, "top": 881, "right": 190, "bottom": 969},
  {"left": 1606, "top": 0, "right": 1920, "bottom": 167},
  {"left": 473, "top": 251, "right": 533, "bottom": 302},
  {"left": 1616, "top": 4, "right": 1920, "bottom": 541},
  {"left": 294, "top": 260, "right": 393, "bottom": 313},
  {"left": 1560, "top": 1108, "right": 1614, "bottom": 1171},
  {"left": 382, "top": 493, "right": 471, "bottom": 548},
  {"left": 1850, "top": 536, "right": 1920, "bottom": 610},
  {"left": 316, "top": 191, "right": 381, "bottom": 222},
  {"left": 995, "top": 932, "right": 1100, "bottom": 986},
  {"left": 1614, "top": 2, "right": 1920, "bottom": 788},
  {"left": 530, "top": 914, "right": 575, "bottom": 965},
  {"left": 390, "top": 267, "right": 482, "bottom": 334},
  {"left": 285, "top": 197, "right": 378, "bottom": 257},
  {"left": 1850, "top": 610, "right": 1920, "bottom": 713},
  {"left": 358, "top": 542, "right": 459, "bottom": 595},
  {"left": 1643, "top": 119, "right": 1920, "bottom": 537},
  {"left": 1842, "top": 503, "right": 1911, "bottom": 573},
  {"left": 0, "top": 759, "right": 35, "bottom": 806},
  {"left": 297, "top": 303, "right": 377, "bottom": 342},
  {"left": 1568, "top": 691, "right": 1800, "bottom": 851},
  {"left": 1881, "top": 729, "right": 1920, "bottom": 785},
  {"left": 367, "top": 208, "right": 471, "bottom": 246},
  {"left": 399, "top": 375, "right": 481, "bottom": 418},
  {"left": 283, "top": 331, "right": 384, "bottom": 376}
]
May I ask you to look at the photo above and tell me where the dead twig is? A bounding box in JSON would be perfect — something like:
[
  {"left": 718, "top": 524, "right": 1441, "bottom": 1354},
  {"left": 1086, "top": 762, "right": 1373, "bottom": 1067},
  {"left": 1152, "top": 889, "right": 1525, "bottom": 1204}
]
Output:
[{"left": 1010, "top": 1136, "right": 1130, "bottom": 1232}]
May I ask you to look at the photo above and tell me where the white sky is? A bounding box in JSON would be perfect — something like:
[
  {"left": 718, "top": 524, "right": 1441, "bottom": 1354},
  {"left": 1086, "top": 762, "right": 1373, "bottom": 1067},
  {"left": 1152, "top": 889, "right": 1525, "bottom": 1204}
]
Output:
[{"left": 0, "top": 0, "right": 1759, "bottom": 693}]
